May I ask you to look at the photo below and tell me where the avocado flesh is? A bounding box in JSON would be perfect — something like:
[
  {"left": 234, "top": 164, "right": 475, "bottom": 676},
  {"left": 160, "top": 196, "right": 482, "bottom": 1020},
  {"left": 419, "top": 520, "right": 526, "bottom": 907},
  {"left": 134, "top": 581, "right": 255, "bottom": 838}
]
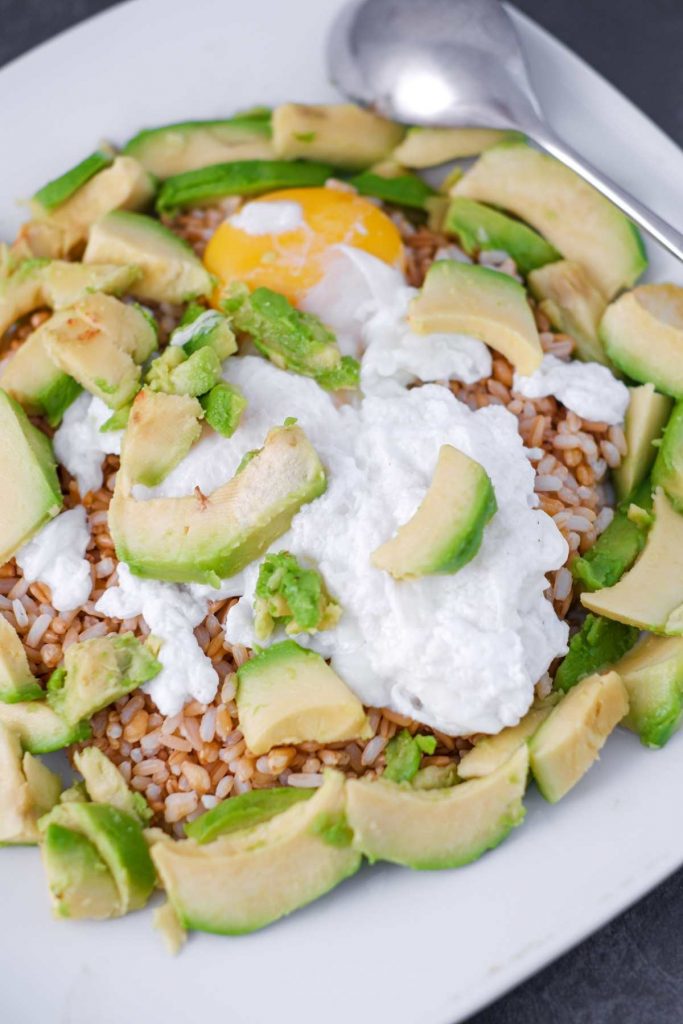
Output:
[
  {"left": 111, "top": 423, "right": 326, "bottom": 586},
  {"left": 122, "top": 116, "right": 274, "bottom": 178},
  {"left": 615, "top": 385, "right": 673, "bottom": 502},
  {"left": 200, "top": 382, "right": 246, "bottom": 437},
  {"left": 0, "top": 723, "right": 60, "bottom": 844},
  {"left": 0, "top": 389, "right": 63, "bottom": 564},
  {"left": 122, "top": 390, "right": 203, "bottom": 487},
  {"left": 572, "top": 478, "right": 652, "bottom": 592},
  {"left": 0, "top": 700, "right": 90, "bottom": 753},
  {"left": 146, "top": 345, "right": 221, "bottom": 398},
  {"left": 408, "top": 259, "right": 543, "bottom": 375},
  {"left": 372, "top": 444, "right": 497, "bottom": 579},
  {"left": 174, "top": 308, "right": 236, "bottom": 359},
  {"left": 73, "top": 747, "right": 152, "bottom": 824},
  {"left": 529, "top": 671, "right": 628, "bottom": 803},
  {"left": 0, "top": 615, "right": 43, "bottom": 704},
  {"left": 152, "top": 771, "right": 360, "bottom": 934},
  {"left": 611, "top": 635, "right": 683, "bottom": 748},
  {"left": 185, "top": 787, "right": 313, "bottom": 844},
  {"left": 445, "top": 198, "right": 561, "bottom": 276},
  {"left": 84, "top": 210, "right": 213, "bottom": 304},
  {"left": 582, "top": 489, "right": 683, "bottom": 635},
  {"left": 457, "top": 698, "right": 558, "bottom": 780},
  {"left": 33, "top": 149, "right": 114, "bottom": 212},
  {"left": 346, "top": 745, "right": 528, "bottom": 870},
  {"left": 348, "top": 171, "right": 437, "bottom": 211},
  {"left": 42, "top": 822, "right": 121, "bottom": 919},
  {"left": 0, "top": 326, "right": 82, "bottom": 426},
  {"left": 600, "top": 285, "right": 683, "bottom": 398},
  {"left": 652, "top": 400, "right": 683, "bottom": 512},
  {"left": 554, "top": 614, "right": 639, "bottom": 692},
  {"left": 272, "top": 103, "right": 404, "bottom": 169},
  {"left": 527, "top": 260, "right": 609, "bottom": 365},
  {"left": 392, "top": 127, "right": 516, "bottom": 167}
]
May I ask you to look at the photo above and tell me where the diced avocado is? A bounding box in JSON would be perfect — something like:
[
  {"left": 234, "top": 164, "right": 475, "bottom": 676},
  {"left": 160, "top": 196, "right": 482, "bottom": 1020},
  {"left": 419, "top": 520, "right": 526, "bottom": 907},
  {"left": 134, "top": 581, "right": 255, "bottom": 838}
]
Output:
[
  {"left": 73, "top": 747, "right": 152, "bottom": 824},
  {"left": 200, "top": 381, "right": 247, "bottom": 438},
  {"left": 0, "top": 700, "right": 90, "bottom": 754},
  {"left": 554, "top": 614, "right": 639, "bottom": 692},
  {"left": 615, "top": 385, "right": 673, "bottom": 502},
  {"left": 0, "top": 615, "right": 43, "bottom": 703},
  {"left": 445, "top": 198, "right": 560, "bottom": 276},
  {"left": 152, "top": 770, "right": 360, "bottom": 934},
  {"left": 582, "top": 489, "right": 683, "bottom": 634},
  {"left": 171, "top": 308, "right": 237, "bottom": 359},
  {"left": 121, "top": 389, "right": 203, "bottom": 487},
  {"left": 111, "top": 422, "right": 326, "bottom": 586},
  {"left": 372, "top": 444, "right": 497, "bottom": 579},
  {"left": 32, "top": 149, "right": 114, "bottom": 212},
  {"left": 392, "top": 126, "right": 516, "bottom": 167},
  {"left": 411, "top": 764, "right": 460, "bottom": 790},
  {"left": 272, "top": 104, "right": 404, "bottom": 169},
  {"left": 572, "top": 479, "right": 652, "bottom": 592},
  {"left": 84, "top": 211, "right": 213, "bottom": 304},
  {"left": 47, "top": 633, "right": 161, "bottom": 727},
  {"left": 611, "top": 635, "right": 683, "bottom": 748},
  {"left": 236, "top": 640, "right": 369, "bottom": 756},
  {"left": 457, "top": 697, "right": 559, "bottom": 780},
  {"left": 652, "top": 401, "right": 683, "bottom": 512},
  {"left": 0, "top": 723, "right": 61, "bottom": 844},
  {"left": 42, "top": 822, "right": 121, "bottom": 919},
  {"left": 146, "top": 345, "right": 221, "bottom": 398},
  {"left": 527, "top": 260, "right": 609, "bottom": 365},
  {"left": 348, "top": 171, "right": 437, "bottom": 211},
  {"left": 122, "top": 115, "right": 274, "bottom": 179},
  {"left": 156, "top": 160, "right": 334, "bottom": 214},
  {"left": 383, "top": 729, "right": 437, "bottom": 784},
  {"left": 185, "top": 787, "right": 313, "bottom": 844},
  {"left": 408, "top": 260, "right": 543, "bottom": 375},
  {"left": 346, "top": 746, "right": 528, "bottom": 870},
  {"left": 0, "top": 389, "right": 62, "bottom": 564},
  {"left": 253, "top": 550, "right": 340, "bottom": 641},
  {"left": 529, "top": 671, "right": 628, "bottom": 802},
  {"left": 600, "top": 284, "right": 683, "bottom": 397}
]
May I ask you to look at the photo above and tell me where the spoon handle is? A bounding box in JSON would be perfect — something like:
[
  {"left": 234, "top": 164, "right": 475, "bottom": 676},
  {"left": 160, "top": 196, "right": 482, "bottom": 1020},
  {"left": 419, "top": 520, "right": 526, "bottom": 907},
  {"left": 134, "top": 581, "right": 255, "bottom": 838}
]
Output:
[{"left": 531, "top": 127, "right": 683, "bottom": 265}]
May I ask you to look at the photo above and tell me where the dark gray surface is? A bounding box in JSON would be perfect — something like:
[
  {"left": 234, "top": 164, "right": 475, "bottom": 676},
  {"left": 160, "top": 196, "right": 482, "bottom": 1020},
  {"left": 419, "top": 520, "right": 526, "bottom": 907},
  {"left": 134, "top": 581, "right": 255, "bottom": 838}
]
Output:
[{"left": 1, "top": 1, "right": 682, "bottom": 1022}]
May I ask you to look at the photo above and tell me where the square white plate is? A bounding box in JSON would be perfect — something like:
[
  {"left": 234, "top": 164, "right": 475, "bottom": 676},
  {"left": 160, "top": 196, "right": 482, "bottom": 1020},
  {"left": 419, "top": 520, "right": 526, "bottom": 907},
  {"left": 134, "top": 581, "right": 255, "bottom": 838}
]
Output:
[{"left": 1, "top": 3, "right": 682, "bottom": 1022}]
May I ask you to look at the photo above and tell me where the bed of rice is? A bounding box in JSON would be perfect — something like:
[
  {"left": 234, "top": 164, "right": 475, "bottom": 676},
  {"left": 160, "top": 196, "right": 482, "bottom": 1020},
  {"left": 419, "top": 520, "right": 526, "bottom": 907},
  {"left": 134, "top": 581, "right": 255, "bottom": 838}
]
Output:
[{"left": 0, "top": 198, "right": 625, "bottom": 836}]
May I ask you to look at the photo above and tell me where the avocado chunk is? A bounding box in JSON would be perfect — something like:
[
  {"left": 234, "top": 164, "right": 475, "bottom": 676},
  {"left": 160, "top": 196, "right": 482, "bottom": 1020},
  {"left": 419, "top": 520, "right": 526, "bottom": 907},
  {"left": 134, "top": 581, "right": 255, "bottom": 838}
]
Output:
[
  {"left": 171, "top": 308, "right": 236, "bottom": 360},
  {"left": 0, "top": 324, "right": 82, "bottom": 427},
  {"left": 185, "top": 786, "right": 313, "bottom": 844},
  {"left": 0, "top": 389, "right": 62, "bottom": 564},
  {"left": 457, "top": 698, "right": 559, "bottom": 780},
  {"left": 33, "top": 149, "right": 114, "bottom": 212},
  {"left": 145, "top": 345, "right": 221, "bottom": 398},
  {"left": 122, "top": 115, "right": 274, "bottom": 178},
  {"left": 529, "top": 671, "right": 628, "bottom": 803},
  {"left": 0, "top": 723, "right": 61, "bottom": 844},
  {"left": 572, "top": 479, "right": 652, "bottom": 592},
  {"left": 615, "top": 385, "right": 673, "bottom": 502},
  {"left": 346, "top": 745, "right": 528, "bottom": 870},
  {"left": 554, "top": 614, "right": 639, "bottom": 692},
  {"left": 200, "top": 381, "right": 246, "bottom": 438},
  {"left": 111, "top": 422, "right": 326, "bottom": 586},
  {"left": 73, "top": 747, "right": 152, "bottom": 825},
  {"left": 411, "top": 764, "right": 460, "bottom": 790},
  {"left": 372, "top": 444, "right": 497, "bottom": 580},
  {"left": 152, "top": 770, "right": 360, "bottom": 934},
  {"left": 445, "top": 198, "right": 561, "bottom": 276},
  {"left": 652, "top": 400, "right": 683, "bottom": 512},
  {"left": 0, "top": 700, "right": 90, "bottom": 753},
  {"left": 408, "top": 260, "right": 543, "bottom": 375},
  {"left": 582, "top": 489, "right": 683, "bottom": 634},
  {"left": 392, "top": 127, "right": 516, "bottom": 167},
  {"left": 253, "top": 550, "right": 341, "bottom": 641},
  {"left": 611, "top": 635, "right": 683, "bottom": 749},
  {"left": 236, "top": 641, "right": 369, "bottom": 756},
  {"left": 527, "top": 260, "right": 609, "bottom": 365},
  {"left": 41, "top": 822, "right": 121, "bottom": 919},
  {"left": 84, "top": 211, "right": 213, "bottom": 304},
  {"left": 156, "top": 159, "right": 335, "bottom": 214},
  {"left": 121, "top": 389, "right": 203, "bottom": 487},
  {"left": 383, "top": 729, "right": 437, "bottom": 784},
  {"left": 153, "top": 900, "right": 187, "bottom": 955},
  {"left": 272, "top": 104, "right": 404, "bottom": 169},
  {"left": 348, "top": 171, "right": 437, "bottom": 211},
  {"left": 0, "top": 615, "right": 43, "bottom": 703},
  {"left": 600, "top": 284, "right": 683, "bottom": 397},
  {"left": 47, "top": 633, "right": 161, "bottom": 727}
]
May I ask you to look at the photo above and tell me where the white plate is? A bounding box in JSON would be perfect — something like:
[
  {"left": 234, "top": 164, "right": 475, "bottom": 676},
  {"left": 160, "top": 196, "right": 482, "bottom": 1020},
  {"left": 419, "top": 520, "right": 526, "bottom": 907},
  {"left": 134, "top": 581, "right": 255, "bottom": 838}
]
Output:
[{"left": 1, "top": 3, "right": 682, "bottom": 1022}]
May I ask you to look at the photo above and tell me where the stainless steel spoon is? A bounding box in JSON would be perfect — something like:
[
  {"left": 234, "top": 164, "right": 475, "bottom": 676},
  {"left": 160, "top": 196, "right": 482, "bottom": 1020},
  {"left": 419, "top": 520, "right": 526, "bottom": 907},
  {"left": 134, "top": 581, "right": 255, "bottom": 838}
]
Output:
[{"left": 328, "top": 0, "right": 683, "bottom": 264}]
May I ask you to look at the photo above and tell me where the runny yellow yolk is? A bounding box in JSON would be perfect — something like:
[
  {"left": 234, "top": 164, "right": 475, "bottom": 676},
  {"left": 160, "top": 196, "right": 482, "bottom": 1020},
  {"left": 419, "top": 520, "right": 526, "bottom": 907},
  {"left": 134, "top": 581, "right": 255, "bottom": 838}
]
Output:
[{"left": 203, "top": 186, "right": 405, "bottom": 305}]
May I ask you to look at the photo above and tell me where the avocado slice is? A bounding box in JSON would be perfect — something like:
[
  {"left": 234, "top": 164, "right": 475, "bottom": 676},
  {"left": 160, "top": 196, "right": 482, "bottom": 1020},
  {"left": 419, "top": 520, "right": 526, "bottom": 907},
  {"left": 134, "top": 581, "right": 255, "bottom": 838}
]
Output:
[
  {"left": 33, "top": 149, "right": 114, "bottom": 213},
  {"left": 0, "top": 389, "right": 63, "bottom": 564},
  {"left": 171, "top": 308, "right": 236, "bottom": 360},
  {"left": 572, "top": 478, "right": 652, "bottom": 592},
  {"left": 121, "top": 389, "right": 204, "bottom": 488},
  {"left": 652, "top": 400, "right": 683, "bottom": 512},
  {"left": 408, "top": 260, "right": 543, "bottom": 375},
  {"left": 457, "top": 698, "right": 559, "bottom": 780},
  {"left": 84, "top": 211, "right": 213, "bottom": 304},
  {"left": 41, "top": 822, "right": 121, "bottom": 919},
  {"left": 582, "top": 489, "right": 683, "bottom": 634},
  {"left": 453, "top": 141, "right": 647, "bottom": 298},
  {"left": 372, "top": 444, "right": 497, "bottom": 579},
  {"left": 152, "top": 770, "right": 360, "bottom": 934},
  {"left": 611, "top": 635, "right": 683, "bottom": 749},
  {"left": 554, "top": 614, "right": 639, "bottom": 692},
  {"left": 185, "top": 786, "right": 313, "bottom": 844},
  {"left": 527, "top": 260, "right": 609, "bottom": 365},
  {"left": 111, "top": 422, "right": 326, "bottom": 586},
  {"left": 0, "top": 325, "right": 82, "bottom": 427},
  {"left": 145, "top": 345, "right": 221, "bottom": 398},
  {"left": 600, "top": 284, "right": 683, "bottom": 397},
  {"left": 73, "top": 747, "right": 152, "bottom": 825},
  {"left": 199, "top": 381, "right": 246, "bottom": 438},
  {"left": 444, "top": 198, "right": 561, "bottom": 276},
  {"left": 346, "top": 745, "right": 528, "bottom": 870},
  {"left": 0, "top": 615, "right": 43, "bottom": 704},
  {"left": 236, "top": 640, "right": 369, "bottom": 756},
  {"left": 272, "top": 103, "right": 404, "bottom": 169},
  {"left": 0, "top": 700, "right": 90, "bottom": 753},
  {"left": 529, "top": 671, "right": 628, "bottom": 803},
  {"left": 392, "top": 127, "right": 516, "bottom": 167},
  {"left": 122, "top": 115, "right": 274, "bottom": 178},
  {"left": 0, "top": 722, "right": 61, "bottom": 844},
  {"left": 615, "top": 385, "right": 673, "bottom": 502},
  {"left": 347, "top": 171, "right": 437, "bottom": 211},
  {"left": 253, "top": 550, "right": 340, "bottom": 641}
]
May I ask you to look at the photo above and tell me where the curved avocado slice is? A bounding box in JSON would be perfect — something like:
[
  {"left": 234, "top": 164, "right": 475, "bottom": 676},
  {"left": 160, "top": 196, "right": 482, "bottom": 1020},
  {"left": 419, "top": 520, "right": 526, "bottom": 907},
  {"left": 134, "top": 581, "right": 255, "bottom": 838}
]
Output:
[
  {"left": 0, "top": 700, "right": 90, "bottom": 754},
  {"left": 572, "top": 477, "right": 652, "bottom": 592},
  {"left": 616, "top": 384, "right": 672, "bottom": 502},
  {"left": 0, "top": 615, "right": 43, "bottom": 704},
  {"left": 445, "top": 197, "right": 561, "bottom": 276},
  {"left": 185, "top": 787, "right": 313, "bottom": 844},
  {"left": 527, "top": 260, "right": 609, "bottom": 365},
  {"left": 152, "top": 771, "right": 360, "bottom": 934},
  {"left": 73, "top": 747, "right": 152, "bottom": 825},
  {"left": 392, "top": 126, "right": 516, "bottom": 167},
  {"left": 346, "top": 745, "right": 528, "bottom": 870},
  {"left": 652, "top": 400, "right": 683, "bottom": 511},
  {"left": 348, "top": 171, "right": 437, "bottom": 211},
  {"left": 612, "top": 635, "right": 683, "bottom": 749},
  {"left": 122, "top": 389, "right": 204, "bottom": 488},
  {"left": 554, "top": 614, "right": 639, "bottom": 693},
  {"left": 457, "top": 698, "right": 558, "bottom": 780},
  {"left": 408, "top": 260, "right": 543, "bottom": 375},
  {"left": 42, "top": 822, "right": 121, "bottom": 919},
  {"left": 33, "top": 149, "right": 114, "bottom": 213},
  {"left": 272, "top": 103, "right": 404, "bottom": 169},
  {"left": 600, "top": 284, "right": 683, "bottom": 397},
  {"left": 0, "top": 723, "right": 61, "bottom": 845}
]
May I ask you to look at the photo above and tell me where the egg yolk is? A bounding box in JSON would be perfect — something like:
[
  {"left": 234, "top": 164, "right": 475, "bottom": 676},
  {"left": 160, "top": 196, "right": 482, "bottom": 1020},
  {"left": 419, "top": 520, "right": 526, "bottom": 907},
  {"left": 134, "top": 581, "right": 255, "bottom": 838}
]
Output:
[{"left": 204, "top": 186, "right": 405, "bottom": 304}]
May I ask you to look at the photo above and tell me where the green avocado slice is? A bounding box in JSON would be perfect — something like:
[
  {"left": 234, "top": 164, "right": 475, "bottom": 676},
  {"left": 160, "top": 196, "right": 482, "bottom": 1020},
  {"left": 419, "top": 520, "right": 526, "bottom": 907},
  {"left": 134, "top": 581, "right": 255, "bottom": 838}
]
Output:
[
  {"left": 33, "top": 150, "right": 114, "bottom": 213},
  {"left": 122, "top": 115, "right": 274, "bottom": 178},
  {"left": 444, "top": 197, "right": 561, "bottom": 275},
  {"left": 73, "top": 747, "right": 152, "bottom": 825},
  {"left": 121, "top": 389, "right": 204, "bottom": 488},
  {"left": 652, "top": 400, "right": 683, "bottom": 512},
  {"left": 42, "top": 822, "right": 121, "bottom": 919},
  {"left": 185, "top": 787, "right": 313, "bottom": 844},
  {"left": 272, "top": 103, "right": 404, "bottom": 169},
  {"left": 0, "top": 700, "right": 90, "bottom": 753},
  {"left": 600, "top": 284, "right": 683, "bottom": 397},
  {"left": 0, "top": 615, "right": 43, "bottom": 704},
  {"left": 348, "top": 170, "right": 437, "bottom": 210},
  {"left": 612, "top": 635, "right": 683, "bottom": 749},
  {"left": 615, "top": 384, "right": 672, "bottom": 502},
  {"left": 0, "top": 723, "right": 61, "bottom": 845},
  {"left": 572, "top": 478, "right": 652, "bottom": 592},
  {"left": 554, "top": 614, "right": 639, "bottom": 692}
]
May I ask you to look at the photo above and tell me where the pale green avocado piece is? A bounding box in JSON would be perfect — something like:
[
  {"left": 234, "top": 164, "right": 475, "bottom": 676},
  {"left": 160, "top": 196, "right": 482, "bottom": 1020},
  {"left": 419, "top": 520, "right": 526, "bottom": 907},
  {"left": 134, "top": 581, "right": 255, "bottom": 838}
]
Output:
[
  {"left": 73, "top": 747, "right": 152, "bottom": 825},
  {"left": 383, "top": 729, "right": 437, "bottom": 783},
  {"left": 600, "top": 285, "right": 683, "bottom": 397},
  {"left": 84, "top": 211, "right": 213, "bottom": 304},
  {"left": 120, "top": 389, "right": 203, "bottom": 487},
  {"left": 444, "top": 197, "right": 561, "bottom": 276},
  {"left": 411, "top": 764, "right": 460, "bottom": 790},
  {"left": 153, "top": 900, "right": 187, "bottom": 955},
  {"left": 122, "top": 115, "right": 274, "bottom": 179},
  {"left": 110, "top": 422, "right": 327, "bottom": 586},
  {"left": 185, "top": 786, "right": 313, "bottom": 844},
  {"left": 372, "top": 444, "right": 497, "bottom": 579},
  {"left": 611, "top": 635, "right": 683, "bottom": 749},
  {"left": 529, "top": 671, "right": 628, "bottom": 803},
  {"left": 453, "top": 141, "right": 647, "bottom": 298},
  {"left": 554, "top": 614, "right": 639, "bottom": 692},
  {"left": 171, "top": 308, "right": 237, "bottom": 360},
  {"left": 0, "top": 615, "right": 43, "bottom": 703},
  {"left": 392, "top": 127, "right": 518, "bottom": 167},
  {"left": 152, "top": 770, "right": 360, "bottom": 934},
  {"left": 0, "top": 722, "right": 61, "bottom": 844},
  {"left": 272, "top": 103, "right": 404, "bottom": 169},
  {"left": 47, "top": 632, "right": 161, "bottom": 728},
  {"left": 200, "top": 381, "right": 246, "bottom": 438},
  {"left": 615, "top": 385, "right": 673, "bottom": 501},
  {"left": 408, "top": 260, "right": 543, "bottom": 375},
  {"left": 146, "top": 345, "right": 221, "bottom": 397},
  {"left": 237, "top": 640, "right": 370, "bottom": 756},
  {"left": 457, "top": 697, "right": 559, "bottom": 780},
  {"left": 348, "top": 170, "right": 437, "bottom": 211},
  {"left": 253, "top": 550, "right": 341, "bottom": 641},
  {"left": 582, "top": 489, "right": 683, "bottom": 635},
  {"left": 33, "top": 149, "right": 114, "bottom": 212},
  {"left": 0, "top": 253, "right": 49, "bottom": 335},
  {"left": 346, "top": 745, "right": 528, "bottom": 870},
  {"left": 652, "top": 400, "right": 683, "bottom": 512},
  {"left": 527, "top": 260, "right": 609, "bottom": 365},
  {"left": 0, "top": 389, "right": 62, "bottom": 564},
  {"left": 42, "top": 822, "right": 121, "bottom": 919},
  {"left": 0, "top": 700, "right": 90, "bottom": 754}
]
